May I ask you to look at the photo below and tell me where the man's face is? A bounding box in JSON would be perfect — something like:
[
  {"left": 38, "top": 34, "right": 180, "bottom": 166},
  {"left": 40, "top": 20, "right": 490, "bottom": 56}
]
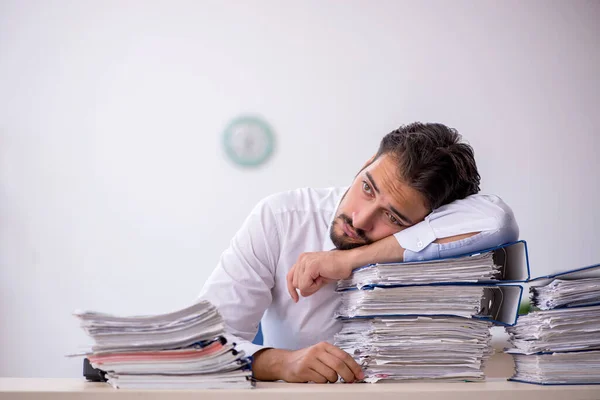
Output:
[{"left": 330, "top": 154, "right": 430, "bottom": 250}]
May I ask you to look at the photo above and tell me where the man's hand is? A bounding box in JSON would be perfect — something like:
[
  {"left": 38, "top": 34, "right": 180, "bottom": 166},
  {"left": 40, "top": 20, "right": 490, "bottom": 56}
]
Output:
[
  {"left": 286, "top": 251, "right": 352, "bottom": 302},
  {"left": 253, "top": 342, "right": 364, "bottom": 383}
]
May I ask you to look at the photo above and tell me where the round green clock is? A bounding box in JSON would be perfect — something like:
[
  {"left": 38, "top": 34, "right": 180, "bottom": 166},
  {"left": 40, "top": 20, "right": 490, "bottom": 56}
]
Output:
[{"left": 222, "top": 116, "right": 275, "bottom": 167}]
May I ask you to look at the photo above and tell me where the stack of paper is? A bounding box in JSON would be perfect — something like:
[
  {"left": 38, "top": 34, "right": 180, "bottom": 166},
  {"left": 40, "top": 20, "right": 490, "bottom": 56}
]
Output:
[
  {"left": 531, "top": 277, "right": 600, "bottom": 310},
  {"left": 334, "top": 316, "right": 493, "bottom": 382},
  {"left": 336, "top": 286, "right": 487, "bottom": 319},
  {"left": 335, "top": 284, "right": 523, "bottom": 323},
  {"left": 74, "top": 301, "right": 253, "bottom": 389},
  {"left": 338, "top": 252, "right": 501, "bottom": 290},
  {"left": 508, "top": 352, "right": 600, "bottom": 385},
  {"left": 333, "top": 242, "right": 529, "bottom": 383},
  {"left": 506, "top": 305, "right": 600, "bottom": 355},
  {"left": 505, "top": 266, "right": 600, "bottom": 385},
  {"left": 334, "top": 285, "right": 521, "bottom": 382}
]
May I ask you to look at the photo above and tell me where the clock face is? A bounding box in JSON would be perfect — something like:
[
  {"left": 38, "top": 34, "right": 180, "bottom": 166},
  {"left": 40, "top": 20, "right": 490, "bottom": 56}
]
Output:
[{"left": 222, "top": 116, "right": 275, "bottom": 167}]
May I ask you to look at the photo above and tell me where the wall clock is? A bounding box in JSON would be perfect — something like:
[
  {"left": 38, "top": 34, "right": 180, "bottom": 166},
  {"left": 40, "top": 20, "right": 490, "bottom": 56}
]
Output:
[{"left": 222, "top": 116, "right": 275, "bottom": 167}]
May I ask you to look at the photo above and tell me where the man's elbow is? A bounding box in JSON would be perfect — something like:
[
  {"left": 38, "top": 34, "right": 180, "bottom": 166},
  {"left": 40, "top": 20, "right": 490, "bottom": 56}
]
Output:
[
  {"left": 494, "top": 198, "right": 520, "bottom": 244},
  {"left": 436, "top": 195, "right": 519, "bottom": 246},
  {"left": 473, "top": 198, "right": 520, "bottom": 249}
]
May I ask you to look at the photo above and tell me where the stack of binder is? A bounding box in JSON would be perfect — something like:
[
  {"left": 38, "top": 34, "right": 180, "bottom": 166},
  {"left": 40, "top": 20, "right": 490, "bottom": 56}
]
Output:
[
  {"left": 505, "top": 264, "right": 600, "bottom": 385},
  {"left": 73, "top": 301, "right": 254, "bottom": 389},
  {"left": 334, "top": 241, "right": 529, "bottom": 383}
]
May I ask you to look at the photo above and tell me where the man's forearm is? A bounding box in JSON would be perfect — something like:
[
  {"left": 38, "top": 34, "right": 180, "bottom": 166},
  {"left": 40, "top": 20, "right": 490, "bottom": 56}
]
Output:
[
  {"left": 289, "top": 232, "right": 483, "bottom": 291},
  {"left": 341, "top": 232, "right": 480, "bottom": 272},
  {"left": 342, "top": 235, "right": 405, "bottom": 271}
]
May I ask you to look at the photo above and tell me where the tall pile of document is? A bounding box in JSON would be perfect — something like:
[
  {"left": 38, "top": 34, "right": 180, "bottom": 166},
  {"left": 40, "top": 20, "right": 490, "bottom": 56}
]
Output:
[
  {"left": 74, "top": 301, "right": 254, "bottom": 389},
  {"left": 334, "top": 242, "right": 526, "bottom": 383},
  {"left": 505, "top": 265, "right": 600, "bottom": 384},
  {"left": 335, "top": 316, "right": 493, "bottom": 382}
]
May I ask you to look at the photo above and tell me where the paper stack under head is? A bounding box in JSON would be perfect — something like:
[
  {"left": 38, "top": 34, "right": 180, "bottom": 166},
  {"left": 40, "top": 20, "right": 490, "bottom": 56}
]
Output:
[{"left": 333, "top": 245, "right": 526, "bottom": 383}]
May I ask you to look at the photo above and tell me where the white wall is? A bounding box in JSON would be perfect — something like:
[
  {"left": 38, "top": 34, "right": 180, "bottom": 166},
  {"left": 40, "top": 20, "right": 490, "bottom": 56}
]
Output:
[{"left": 1, "top": 0, "right": 598, "bottom": 377}]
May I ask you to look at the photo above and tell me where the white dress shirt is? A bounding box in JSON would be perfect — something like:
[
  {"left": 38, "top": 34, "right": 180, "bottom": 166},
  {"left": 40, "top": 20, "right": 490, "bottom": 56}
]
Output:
[{"left": 198, "top": 187, "right": 519, "bottom": 357}]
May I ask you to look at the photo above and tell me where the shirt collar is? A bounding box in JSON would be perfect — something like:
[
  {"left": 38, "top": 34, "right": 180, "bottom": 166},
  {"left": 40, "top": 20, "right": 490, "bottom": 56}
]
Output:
[{"left": 322, "top": 187, "right": 348, "bottom": 251}]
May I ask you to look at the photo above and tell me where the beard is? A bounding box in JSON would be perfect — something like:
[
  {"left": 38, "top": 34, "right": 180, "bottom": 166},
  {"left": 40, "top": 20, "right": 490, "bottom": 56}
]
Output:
[{"left": 329, "top": 214, "right": 372, "bottom": 250}]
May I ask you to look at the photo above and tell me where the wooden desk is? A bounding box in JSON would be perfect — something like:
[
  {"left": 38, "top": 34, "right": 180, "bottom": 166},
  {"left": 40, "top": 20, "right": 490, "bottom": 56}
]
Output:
[{"left": 1, "top": 378, "right": 599, "bottom": 400}]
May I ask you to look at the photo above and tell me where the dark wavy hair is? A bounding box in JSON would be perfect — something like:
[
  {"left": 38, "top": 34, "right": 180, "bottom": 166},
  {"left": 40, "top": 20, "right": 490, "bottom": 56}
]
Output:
[{"left": 374, "top": 122, "right": 481, "bottom": 210}]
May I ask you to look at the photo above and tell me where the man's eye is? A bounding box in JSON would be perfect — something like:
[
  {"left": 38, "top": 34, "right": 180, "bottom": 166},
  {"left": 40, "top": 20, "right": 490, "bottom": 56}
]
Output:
[
  {"left": 386, "top": 212, "right": 401, "bottom": 226},
  {"left": 362, "top": 181, "right": 372, "bottom": 194}
]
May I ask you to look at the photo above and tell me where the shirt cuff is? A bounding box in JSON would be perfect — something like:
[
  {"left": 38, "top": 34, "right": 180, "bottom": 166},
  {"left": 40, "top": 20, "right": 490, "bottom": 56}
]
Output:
[
  {"left": 225, "top": 333, "right": 266, "bottom": 358},
  {"left": 394, "top": 218, "right": 437, "bottom": 253}
]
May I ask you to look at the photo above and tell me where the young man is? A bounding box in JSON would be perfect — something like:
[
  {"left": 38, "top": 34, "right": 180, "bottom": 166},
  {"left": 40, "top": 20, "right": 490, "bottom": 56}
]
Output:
[{"left": 198, "top": 122, "right": 519, "bottom": 383}]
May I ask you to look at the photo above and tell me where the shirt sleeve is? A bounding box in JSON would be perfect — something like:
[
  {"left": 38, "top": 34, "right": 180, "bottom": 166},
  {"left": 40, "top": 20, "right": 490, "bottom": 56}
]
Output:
[
  {"left": 394, "top": 194, "right": 519, "bottom": 262},
  {"left": 197, "top": 196, "right": 280, "bottom": 357}
]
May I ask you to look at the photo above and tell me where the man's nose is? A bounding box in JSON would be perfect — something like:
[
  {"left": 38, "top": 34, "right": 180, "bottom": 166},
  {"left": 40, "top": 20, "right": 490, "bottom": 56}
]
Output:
[{"left": 352, "top": 208, "right": 375, "bottom": 232}]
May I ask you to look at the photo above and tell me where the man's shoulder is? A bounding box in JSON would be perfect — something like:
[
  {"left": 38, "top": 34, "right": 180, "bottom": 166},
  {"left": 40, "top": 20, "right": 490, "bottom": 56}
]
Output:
[{"left": 258, "top": 187, "right": 346, "bottom": 215}]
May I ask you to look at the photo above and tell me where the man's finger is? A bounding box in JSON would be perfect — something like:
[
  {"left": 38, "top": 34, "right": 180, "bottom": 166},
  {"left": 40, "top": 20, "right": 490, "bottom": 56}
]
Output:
[
  {"left": 301, "top": 277, "right": 331, "bottom": 297},
  {"left": 309, "top": 361, "right": 338, "bottom": 383},
  {"left": 292, "top": 264, "right": 300, "bottom": 288},
  {"left": 317, "top": 352, "right": 354, "bottom": 383},
  {"left": 306, "top": 368, "right": 329, "bottom": 384},
  {"left": 309, "top": 264, "right": 321, "bottom": 280},
  {"left": 324, "top": 344, "right": 364, "bottom": 380},
  {"left": 299, "top": 287, "right": 318, "bottom": 297},
  {"left": 298, "top": 268, "right": 317, "bottom": 293},
  {"left": 286, "top": 267, "right": 299, "bottom": 302},
  {"left": 294, "top": 265, "right": 305, "bottom": 301}
]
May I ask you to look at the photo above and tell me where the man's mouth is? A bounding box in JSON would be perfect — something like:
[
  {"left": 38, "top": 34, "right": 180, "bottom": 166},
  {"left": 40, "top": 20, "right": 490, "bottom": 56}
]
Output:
[{"left": 341, "top": 222, "right": 359, "bottom": 239}]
